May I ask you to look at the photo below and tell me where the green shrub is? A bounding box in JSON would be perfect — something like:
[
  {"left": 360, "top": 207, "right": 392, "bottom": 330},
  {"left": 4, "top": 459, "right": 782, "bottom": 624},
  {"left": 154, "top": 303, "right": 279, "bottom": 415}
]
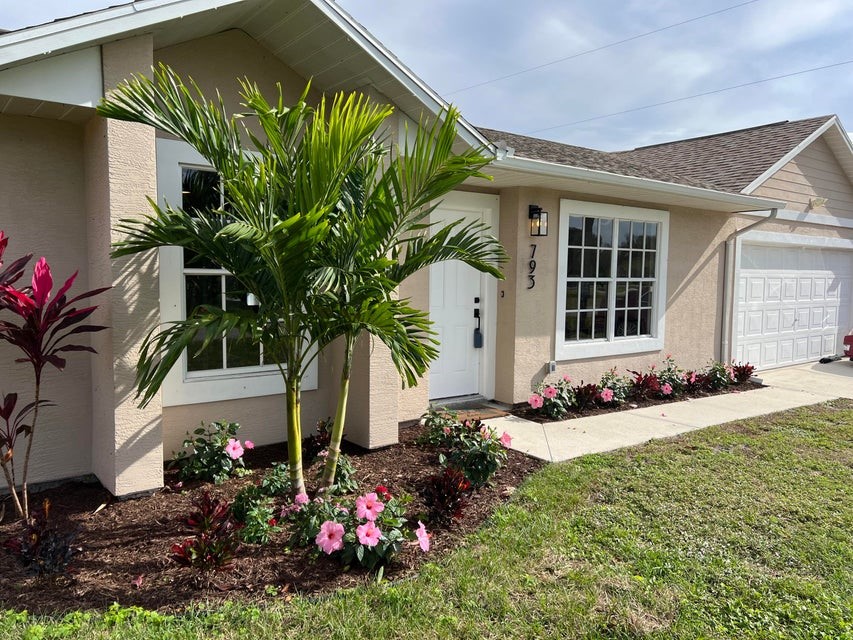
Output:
[{"left": 172, "top": 420, "right": 251, "bottom": 484}]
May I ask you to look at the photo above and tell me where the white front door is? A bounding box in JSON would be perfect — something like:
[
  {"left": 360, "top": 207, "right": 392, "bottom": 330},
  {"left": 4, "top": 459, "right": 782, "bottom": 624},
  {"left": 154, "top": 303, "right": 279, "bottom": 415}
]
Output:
[
  {"left": 428, "top": 192, "right": 499, "bottom": 400},
  {"left": 734, "top": 243, "right": 853, "bottom": 369}
]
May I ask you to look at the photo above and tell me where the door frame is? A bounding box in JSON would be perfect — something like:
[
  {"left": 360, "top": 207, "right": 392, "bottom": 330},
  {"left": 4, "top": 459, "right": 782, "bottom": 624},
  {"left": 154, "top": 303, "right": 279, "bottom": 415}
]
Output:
[
  {"left": 428, "top": 191, "right": 500, "bottom": 400},
  {"left": 733, "top": 229, "right": 853, "bottom": 368}
]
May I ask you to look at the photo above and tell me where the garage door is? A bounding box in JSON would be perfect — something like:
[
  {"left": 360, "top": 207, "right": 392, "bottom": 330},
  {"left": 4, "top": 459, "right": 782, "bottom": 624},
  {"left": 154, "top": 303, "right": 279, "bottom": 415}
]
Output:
[{"left": 734, "top": 243, "right": 853, "bottom": 369}]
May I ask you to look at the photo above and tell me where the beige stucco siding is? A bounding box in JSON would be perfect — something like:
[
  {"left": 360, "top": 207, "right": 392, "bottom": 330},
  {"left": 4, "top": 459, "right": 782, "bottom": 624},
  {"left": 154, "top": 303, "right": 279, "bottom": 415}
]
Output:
[
  {"left": 0, "top": 114, "right": 93, "bottom": 485},
  {"left": 491, "top": 188, "right": 737, "bottom": 404},
  {"left": 752, "top": 137, "right": 853, "bottom": 218}
]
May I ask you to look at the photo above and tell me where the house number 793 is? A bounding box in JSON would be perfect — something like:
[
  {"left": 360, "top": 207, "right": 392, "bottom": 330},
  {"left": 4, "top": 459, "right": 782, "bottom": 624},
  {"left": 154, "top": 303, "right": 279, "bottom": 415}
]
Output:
[{"left": 527, "top": 244, "right": 537, "bottom": 290}]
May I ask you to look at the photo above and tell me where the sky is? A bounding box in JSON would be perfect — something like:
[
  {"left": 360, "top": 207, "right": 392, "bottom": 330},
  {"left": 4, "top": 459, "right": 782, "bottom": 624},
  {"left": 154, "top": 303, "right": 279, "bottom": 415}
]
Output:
[{"left": 3, "top": 0, "right": 853, "bottom": 150}]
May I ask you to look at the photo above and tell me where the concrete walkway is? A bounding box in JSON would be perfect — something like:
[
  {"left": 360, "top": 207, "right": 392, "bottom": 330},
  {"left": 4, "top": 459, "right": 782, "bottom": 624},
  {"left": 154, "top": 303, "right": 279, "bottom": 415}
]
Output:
[{"left": 486, "top": 360, "right": 853, "bottom": 463}]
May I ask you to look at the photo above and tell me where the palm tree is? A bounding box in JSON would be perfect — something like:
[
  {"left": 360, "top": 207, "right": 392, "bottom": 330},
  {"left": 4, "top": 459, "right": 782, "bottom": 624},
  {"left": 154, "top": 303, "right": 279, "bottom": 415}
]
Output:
[
  {"left": 312, "top": 112, "right": 507, "bottom": 490},
  {"left": 99, "top": 64, "right": 507, "bottom": 496},
  {"left": 99, "top": 65, "right": 392, "bottom": 494}
]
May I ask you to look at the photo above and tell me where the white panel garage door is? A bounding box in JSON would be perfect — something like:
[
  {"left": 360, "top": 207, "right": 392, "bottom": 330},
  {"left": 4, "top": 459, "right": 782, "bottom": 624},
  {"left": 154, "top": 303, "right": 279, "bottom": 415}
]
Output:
[{"left": 734, "top": 243, "right": 853, "bottom": 369}]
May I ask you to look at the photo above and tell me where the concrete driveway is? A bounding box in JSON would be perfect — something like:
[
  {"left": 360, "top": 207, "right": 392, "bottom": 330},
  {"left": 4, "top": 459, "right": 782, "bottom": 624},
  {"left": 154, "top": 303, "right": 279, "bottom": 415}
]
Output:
[{"left": 486, "top": 360, "right": 853, "bottom": 463}]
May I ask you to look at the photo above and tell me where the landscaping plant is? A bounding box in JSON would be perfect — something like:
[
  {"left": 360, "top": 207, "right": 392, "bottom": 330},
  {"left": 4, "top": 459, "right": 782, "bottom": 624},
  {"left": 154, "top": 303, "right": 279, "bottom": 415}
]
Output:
[
  {"left": 170, "top": 491, "right": 241, "bottom": 581},
  {"left": 571, "top": 382, "right": 600, "bottom": 412},
  {"left": 730, "top": 361, "right": 756, "bottom": 383},
  {"left": 3, "top": 498, "right": 78, "bottom": 577},
  {"left": 438, "top": 419, "right": 511, "bottom": 487},
  {"left": 172, "top": 420, "right": 253, "bottom": 485},
  {"left": 0, "top": 232, "right": 108, "bottom": 519},
  {"left": 314, "top": 451, "right": 359, "bottom": 495},
  {"left": 100, "top": 66, "right": 506, "bottom": 497},
  {"left": 528, "top": 375, "right": 575, "bottom": 419},
  {"left": 420, "top": 467, "right": 471, "bottom": 527},
  {"left": 231, "top": 486, "right": 280, "bottom": 545}
]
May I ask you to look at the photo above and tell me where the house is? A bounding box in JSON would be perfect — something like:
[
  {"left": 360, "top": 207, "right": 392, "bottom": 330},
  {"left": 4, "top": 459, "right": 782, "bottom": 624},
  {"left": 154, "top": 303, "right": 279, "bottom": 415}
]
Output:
[{"left": 1, "top": 0, "right": 850, "bottom": 498}]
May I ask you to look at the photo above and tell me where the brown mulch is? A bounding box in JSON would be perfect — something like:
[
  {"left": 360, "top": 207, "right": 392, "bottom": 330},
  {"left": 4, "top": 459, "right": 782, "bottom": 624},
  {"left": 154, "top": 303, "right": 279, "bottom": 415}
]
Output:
[
  {"left": 0, "top": 422, "right": 544, "bottom": 615},
  {"left": 510, "top": 381, "right": 765, "bottom": 423}
]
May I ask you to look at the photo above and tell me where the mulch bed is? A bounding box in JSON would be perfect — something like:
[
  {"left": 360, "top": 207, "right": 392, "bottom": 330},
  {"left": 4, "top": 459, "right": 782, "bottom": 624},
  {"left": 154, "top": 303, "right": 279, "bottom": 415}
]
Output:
[
  {"left": 509, "top": 380, "right": 765, "bottom": 423},
  {"left": 0, "top": 422, "right": 544, "bottom": 615}
]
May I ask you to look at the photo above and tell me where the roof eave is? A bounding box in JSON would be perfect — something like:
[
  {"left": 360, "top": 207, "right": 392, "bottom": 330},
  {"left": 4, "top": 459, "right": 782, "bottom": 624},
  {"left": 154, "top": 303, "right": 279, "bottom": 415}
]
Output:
[{"left": 497, "top": 155, "right": 785, "bottom": 212}]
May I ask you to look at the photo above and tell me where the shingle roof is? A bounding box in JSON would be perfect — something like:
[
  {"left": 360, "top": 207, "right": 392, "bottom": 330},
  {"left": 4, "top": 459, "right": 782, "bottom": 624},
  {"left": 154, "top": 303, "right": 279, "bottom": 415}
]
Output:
[
  {"left": 479, "top": 115, "right": 835, "bottom": 194},
  {"left": 477, "top": 127, "right": 719, "bottom": 190}
]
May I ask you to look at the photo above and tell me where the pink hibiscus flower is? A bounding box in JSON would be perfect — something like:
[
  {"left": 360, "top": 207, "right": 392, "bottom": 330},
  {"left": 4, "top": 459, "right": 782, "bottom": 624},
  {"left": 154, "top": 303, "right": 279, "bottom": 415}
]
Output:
[
  {"left": 355, "top": 492, "right": 385, "bottom": 521},
  {"left": 562, "top": 374, "right": 572, "bottom": 383},
  {"left": 528, "top": 393, "right": 544, "bottom": 409},
  {"left": 415, "top": 520, "right": 430, "bottom": 552},
  {"left": 224, "top": 438, "right": 244, "bottom": 460},
  {"left": 356, "top": 521, "right": 382, "bottom": 547},
  {"left": 243, "top": 440, "right": 255, "bottom": 450},
  {"left": 315, "top": 520, "right": 345, "bottom": 554},
  {"left": 499, "top": 432, "right": 512, "bottom": 448},
  {"left": 542, "top": 386, "right": 557, "bottom": 399},
  {"left": 662, "top": 383, "right": 673, "bottom": 395},
  {"left": 480, "top": 427, "right": 492, "bottom": 439},
  {"left": 600, "top": 387, "right": 614, "bottom": 403},
  {"left": 294, "top": 492, "right": 310, "bottom": 506}
]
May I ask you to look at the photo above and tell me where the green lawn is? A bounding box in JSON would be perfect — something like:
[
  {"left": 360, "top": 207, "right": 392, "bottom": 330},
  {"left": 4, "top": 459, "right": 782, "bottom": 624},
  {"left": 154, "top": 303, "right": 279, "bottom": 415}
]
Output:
[{"left": 6, "top": 400, "right": 852, "bottom": 639}]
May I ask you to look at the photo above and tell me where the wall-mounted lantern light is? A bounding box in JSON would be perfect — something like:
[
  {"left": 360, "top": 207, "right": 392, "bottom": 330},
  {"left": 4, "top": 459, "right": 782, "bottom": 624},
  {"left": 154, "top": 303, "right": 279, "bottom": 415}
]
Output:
[{"left": 529, "top": 204, "right": 548, "bottom": 237}]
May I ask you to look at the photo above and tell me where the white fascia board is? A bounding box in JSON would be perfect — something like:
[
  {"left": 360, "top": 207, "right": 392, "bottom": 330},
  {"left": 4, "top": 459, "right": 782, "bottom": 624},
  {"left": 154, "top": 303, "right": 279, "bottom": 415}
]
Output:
[
  {"left": 498, "top": 155, "right": 785, "bottom": 211},
  {"left": 0, "top": 47, "right": 102, "bottom": 106},
  {"left": 0, "top": 0, "right": 245, "bottom": 69},
  {"left": 739, "top": 208, "right": 853, "bottom": 230},
  {"left": 741, "top": 116, "right": 839, "bottom": 195},
  {"left": 312, "top": 0, "right": 494, "bottom": 155}
]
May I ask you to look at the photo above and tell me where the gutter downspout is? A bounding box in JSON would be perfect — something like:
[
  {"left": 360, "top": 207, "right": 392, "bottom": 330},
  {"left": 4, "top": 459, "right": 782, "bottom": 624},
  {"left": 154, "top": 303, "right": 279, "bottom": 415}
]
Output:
[{"left": 721, "top": 208, "right": 778, "bottom": 361}]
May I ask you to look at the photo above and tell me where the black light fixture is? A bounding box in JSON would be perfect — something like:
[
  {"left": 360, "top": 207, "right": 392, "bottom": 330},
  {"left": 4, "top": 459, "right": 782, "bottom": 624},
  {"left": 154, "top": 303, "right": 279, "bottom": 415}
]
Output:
[{"left": 528, "top": 204, "right": 548, "bottom": 237}]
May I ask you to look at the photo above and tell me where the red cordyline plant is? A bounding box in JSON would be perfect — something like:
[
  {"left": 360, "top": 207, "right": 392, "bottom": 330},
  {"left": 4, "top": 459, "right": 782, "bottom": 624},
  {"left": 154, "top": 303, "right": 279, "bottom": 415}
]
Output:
[{"left": 0, "top": 231, "right": 108, "bottom": 520}]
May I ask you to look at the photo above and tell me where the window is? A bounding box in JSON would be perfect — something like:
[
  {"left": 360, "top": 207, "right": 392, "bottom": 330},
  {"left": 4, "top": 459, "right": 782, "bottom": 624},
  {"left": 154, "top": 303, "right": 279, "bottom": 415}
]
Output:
[
  {"left": 156, "top": 138, "right": 317, "bottom": 406},
  {"left": 180, "top": 168, "right": 265, "bottom": 374},
  {"left": 556, "top": 200, "right": 668, "bottom": 360}
]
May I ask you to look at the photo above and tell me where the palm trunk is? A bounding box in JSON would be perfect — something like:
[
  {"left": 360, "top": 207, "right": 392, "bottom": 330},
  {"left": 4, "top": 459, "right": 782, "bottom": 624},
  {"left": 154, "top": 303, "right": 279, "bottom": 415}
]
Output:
[
  {"left": 20, "top": 377, "right": 40, "bottom": 520},
  {"left": 319, "top": 333, "right": 355, "bottom": 491},
  {"left": 285, "top": 374, "right": 306, "bottom": 496}
]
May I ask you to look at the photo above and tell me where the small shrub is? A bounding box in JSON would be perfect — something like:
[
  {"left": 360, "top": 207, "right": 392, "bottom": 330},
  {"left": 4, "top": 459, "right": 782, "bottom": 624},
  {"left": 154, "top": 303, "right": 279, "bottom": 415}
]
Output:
[
  {"left": 4, "top": 499, "right": 78, "bottom": 576},
  {"left": 315, "top": 451, "right": 359, "bottom": 495},
  {"left": 303, "top": 417, "right": 332, "bottom": 463},
  {"left": 259, "top": 462, "right": 292, "bottom": 497},
  {"left": 657, "top": 355, "right": 684, "bottom": 396},
  {"left": 170, "top": 491, "right": 241, "bottom": 576},
  {"left": 628, "top": 369, "right": 661, "bottom": 401},
  {"left": 310, "top": 490, "right": 421, "bottom": 570},
  {"left": 420, "top": 407, "right": 461, "bottom": 448},
  {"left": 731, "top": 361, "right": 756, "bottom": 384},
  {"left": 421, "top": 468, "right": 471, "bottom": 527},
  {"left": 231, "top": 485, "right": 280, "bottom": 545},
  {"left": 704, "top": 361, "right": 735, "bottom": 391},
  {"left": 572, "top": 383, "right": 600, "bottom": 412},
  {"left": 528, "top": 376, "right": 574, "bottom": 419},
  {"left": 682, "top": 370, "right": 705, "bottom": 394},
  {"left": 171, "top": 420, "right": 251, "bottom": 484},
  {"left": 439, "top": 420, "right": 509, "bottom": 487},
  {"left": 598, "top": 368, "right": 631, "bottom": 404}
]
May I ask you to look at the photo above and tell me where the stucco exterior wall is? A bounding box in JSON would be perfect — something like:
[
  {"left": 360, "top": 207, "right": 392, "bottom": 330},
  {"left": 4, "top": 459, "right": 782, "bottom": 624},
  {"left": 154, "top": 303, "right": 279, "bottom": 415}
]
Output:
[
  {"left": 398, "top": 268, "right": 431, "bottom": 421},
  {"left": 155, "top": 30, "right": 319, "bottom": 127},
  {"left": 492, "top": 188, "right": 736, "bottom": 404},
  {"left": 86, "top": 34, "right": 164, "bottom": 497},
  {"left": 752, "top": 137, "right": 853, "bottom": 219},
  {"left": 0, "top": 114, "right": 93, "bottom": 485}
]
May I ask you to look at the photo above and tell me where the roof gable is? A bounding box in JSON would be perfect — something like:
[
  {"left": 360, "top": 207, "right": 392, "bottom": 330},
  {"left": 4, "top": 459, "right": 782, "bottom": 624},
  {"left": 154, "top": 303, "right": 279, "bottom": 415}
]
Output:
[{"left": 613, "top": 116, "right": 837, "bottom": 193}]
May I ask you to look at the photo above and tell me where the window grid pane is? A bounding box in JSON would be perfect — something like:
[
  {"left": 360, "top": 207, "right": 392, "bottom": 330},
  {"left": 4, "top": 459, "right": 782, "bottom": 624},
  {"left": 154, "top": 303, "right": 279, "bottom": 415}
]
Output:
[{"left": 565, "top": 215, "right": 658, "bottom": 343}]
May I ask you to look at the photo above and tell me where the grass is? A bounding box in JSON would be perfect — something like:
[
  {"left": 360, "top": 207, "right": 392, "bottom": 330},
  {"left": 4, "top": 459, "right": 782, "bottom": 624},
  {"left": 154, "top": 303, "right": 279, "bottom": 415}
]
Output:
[{"left": 5, "top": 400, "right": 852, "bottom": 639}]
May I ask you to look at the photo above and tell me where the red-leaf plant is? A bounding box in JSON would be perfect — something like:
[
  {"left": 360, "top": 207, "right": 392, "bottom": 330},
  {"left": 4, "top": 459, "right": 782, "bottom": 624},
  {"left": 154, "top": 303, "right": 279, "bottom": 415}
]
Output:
[{"left": 0, "top": 231, "right": 108, "bottom": 520}]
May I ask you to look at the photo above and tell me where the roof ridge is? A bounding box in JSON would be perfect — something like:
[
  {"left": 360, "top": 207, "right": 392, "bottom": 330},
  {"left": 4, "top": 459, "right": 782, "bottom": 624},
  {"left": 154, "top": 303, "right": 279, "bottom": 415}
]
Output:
[{"left": 622, "top": 115, "right": 834, "bottom": 152}]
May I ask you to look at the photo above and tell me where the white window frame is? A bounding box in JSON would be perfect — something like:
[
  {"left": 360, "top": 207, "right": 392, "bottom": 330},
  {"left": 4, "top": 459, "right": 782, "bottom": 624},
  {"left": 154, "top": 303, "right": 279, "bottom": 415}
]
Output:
[
  {"left": 555, "top": 199, "right": 669, "bottom": 361},
  {"left": 156, "top": 138, "right": 317, "bottom": 406}
]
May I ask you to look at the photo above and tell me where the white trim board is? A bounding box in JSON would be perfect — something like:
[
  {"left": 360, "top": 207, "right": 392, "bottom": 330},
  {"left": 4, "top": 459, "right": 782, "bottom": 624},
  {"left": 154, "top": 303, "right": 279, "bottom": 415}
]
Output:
[
  {"left": 740, "top": 230, "right": 853, "bottom": 251},
  {"left": 740, "top": 208, "right": 853, "bottom": 230}
]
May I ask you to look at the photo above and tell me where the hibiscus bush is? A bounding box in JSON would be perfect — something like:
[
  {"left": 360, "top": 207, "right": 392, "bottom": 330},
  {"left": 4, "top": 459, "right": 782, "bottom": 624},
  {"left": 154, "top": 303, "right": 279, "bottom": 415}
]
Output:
[
  {"left": 438, "top": 420, "right": 511, "bottom": 487},
  {"left": 287, "top": 486, "right": 429, "bottom": 571},
  {"left": 172, "top": 420, "right": 253, "bottom": 484},
  {"left": 526, "top": 357, "right": 757, "bottom": 419},
  {"left": 528, "top": 375, "right": 575, "bottom": 419}
]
